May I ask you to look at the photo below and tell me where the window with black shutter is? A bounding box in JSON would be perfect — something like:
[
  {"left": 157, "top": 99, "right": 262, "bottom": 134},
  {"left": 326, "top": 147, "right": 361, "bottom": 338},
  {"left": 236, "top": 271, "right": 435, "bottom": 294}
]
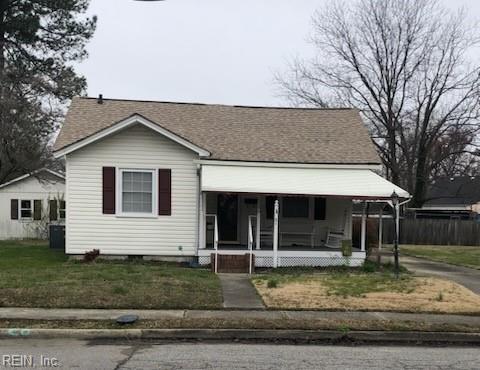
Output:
[
  {"left": 102, "top": 167, "right": 116, "bottom": 214},
  {"left": 158, "top": 169, "right": 171, "bottom": 216},
  {"left": 10, "top": 199, "right": 18, "bottom": 220}
]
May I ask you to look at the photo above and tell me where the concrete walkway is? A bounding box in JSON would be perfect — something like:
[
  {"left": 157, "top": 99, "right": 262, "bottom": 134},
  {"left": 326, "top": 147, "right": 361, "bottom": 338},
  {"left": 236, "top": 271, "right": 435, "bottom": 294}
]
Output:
[
  {"left": 0, "top": 308, "right": 479, "bottom": 326},
  {"left": 376, "top": 252, "right": 480, "bottom": 294},
  {"left": 218, "top": 273, "right": 265, "bottom": 309}
]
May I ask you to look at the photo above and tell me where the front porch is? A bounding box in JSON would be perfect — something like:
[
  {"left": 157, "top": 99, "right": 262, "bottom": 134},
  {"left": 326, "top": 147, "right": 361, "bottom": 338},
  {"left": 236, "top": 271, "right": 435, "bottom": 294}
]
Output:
[
  {"left": 198, "top": 247, "right": 366, "bottom": 268},
  {"left": 197, "top": 163, "right": 409, "bottom": 270},
  {"left": 198, "top": 192, "right": 366, "bottom": 268}
]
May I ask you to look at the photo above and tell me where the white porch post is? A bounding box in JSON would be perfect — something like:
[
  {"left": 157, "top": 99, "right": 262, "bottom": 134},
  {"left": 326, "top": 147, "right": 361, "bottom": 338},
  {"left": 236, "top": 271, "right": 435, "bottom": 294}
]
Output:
[
  {"left": 377, "top": 206, "right": 383, "bottom": 263},
  {"left": 396, "top": 204, "right": 400, "bottom": 243},
  {"left": 360, "top": 201, "right": 367, "bottom": 252},
  {"left": 199, "top": 192, "right": 207, "bottom": 249},
  {"left": 378, "top": 206, "right": 383, "bottom": 250},
  {"left": 256, "top": 196, "right": 261, "bottom": 250},
  {"left": 273, "top": 199, "right": 279, "bottom": 268}
]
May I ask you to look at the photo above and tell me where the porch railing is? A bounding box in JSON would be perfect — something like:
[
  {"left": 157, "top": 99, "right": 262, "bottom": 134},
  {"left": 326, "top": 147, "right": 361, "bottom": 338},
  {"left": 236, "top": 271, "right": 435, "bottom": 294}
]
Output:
[
  {"left": 206, "top": 214, "right": 219, "bottom": 273},
  {"left": 247, "top": 215, "right": 256, "bottom": 274}
]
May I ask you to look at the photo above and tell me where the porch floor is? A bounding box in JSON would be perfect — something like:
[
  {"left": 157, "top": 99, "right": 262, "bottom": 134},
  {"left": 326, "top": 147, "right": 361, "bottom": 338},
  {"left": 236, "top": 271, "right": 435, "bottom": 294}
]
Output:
[{"left": 205, "top": 244, "right": 361, "bottom": 252}]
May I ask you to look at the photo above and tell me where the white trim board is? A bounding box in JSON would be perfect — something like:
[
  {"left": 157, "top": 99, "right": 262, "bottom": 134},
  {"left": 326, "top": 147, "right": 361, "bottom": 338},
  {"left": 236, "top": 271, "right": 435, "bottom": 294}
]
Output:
[
  {"left": 116, "top": 167, "right": 158, "bottom": 218},
  {"left": 195, "top": 159, "right": 382, "bottom": 170},
  {"left": 0, "top": 168, "right": 65, "bottom": 190},
  {"left": 54, "top": 114, "right": 211, "bottom": 158}
]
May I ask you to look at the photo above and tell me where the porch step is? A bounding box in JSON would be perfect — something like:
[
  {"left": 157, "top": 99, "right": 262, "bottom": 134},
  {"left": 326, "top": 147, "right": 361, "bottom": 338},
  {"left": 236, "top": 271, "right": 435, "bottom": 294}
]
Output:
[{"left": 211, "top": 253, "right": 254, "bottom": 273}]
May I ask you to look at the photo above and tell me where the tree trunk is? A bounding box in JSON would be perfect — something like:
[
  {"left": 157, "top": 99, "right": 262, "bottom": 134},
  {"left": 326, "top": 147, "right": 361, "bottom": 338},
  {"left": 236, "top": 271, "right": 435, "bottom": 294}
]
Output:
[{"left": 412, "top": 148, "right": 429, "bottom": 207}]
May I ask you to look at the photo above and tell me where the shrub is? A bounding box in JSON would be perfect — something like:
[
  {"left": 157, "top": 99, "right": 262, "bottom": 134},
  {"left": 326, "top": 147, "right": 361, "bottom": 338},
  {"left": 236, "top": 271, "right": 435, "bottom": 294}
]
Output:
[
  {"left": 267, "top": 278, "right": 278, "bottom": 288},
  {"left": 84, "top": 249, "right": 100, "bottom": 263},
  {"left": 341, "top": 239, "right": 353, "bottom": 257},
  {"left": 361, "top": 260, "right": 377, "bottom": 273}
]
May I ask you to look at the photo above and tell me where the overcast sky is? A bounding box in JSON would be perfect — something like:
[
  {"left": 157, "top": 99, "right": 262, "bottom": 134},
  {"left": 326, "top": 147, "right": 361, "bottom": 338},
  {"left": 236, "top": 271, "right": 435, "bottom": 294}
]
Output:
[{"left": 76, "top": 0, "right": 480, "bottom": 107}]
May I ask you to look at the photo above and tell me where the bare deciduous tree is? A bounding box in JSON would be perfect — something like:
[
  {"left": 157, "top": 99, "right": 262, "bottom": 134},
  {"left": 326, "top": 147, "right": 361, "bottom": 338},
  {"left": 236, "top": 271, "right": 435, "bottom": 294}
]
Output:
[{"left": 277, "top": 0, "right": 480, "bottom": 206}]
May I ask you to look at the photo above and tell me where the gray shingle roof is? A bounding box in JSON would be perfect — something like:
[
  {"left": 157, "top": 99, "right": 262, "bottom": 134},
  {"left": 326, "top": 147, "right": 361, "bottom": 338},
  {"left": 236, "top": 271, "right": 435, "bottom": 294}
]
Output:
[
  {"left": 54, "top": 97, "right": 381, "bottom": 165},
  {"left": 424, "top": 177, "right": 480, "bottom": 206}
]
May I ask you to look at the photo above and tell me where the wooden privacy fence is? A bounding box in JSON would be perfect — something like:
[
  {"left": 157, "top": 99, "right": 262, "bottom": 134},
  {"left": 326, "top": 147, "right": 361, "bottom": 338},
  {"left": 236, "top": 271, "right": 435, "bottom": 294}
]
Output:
[{"left": 353, "top": 218, "right": 480, "bottom": 247}]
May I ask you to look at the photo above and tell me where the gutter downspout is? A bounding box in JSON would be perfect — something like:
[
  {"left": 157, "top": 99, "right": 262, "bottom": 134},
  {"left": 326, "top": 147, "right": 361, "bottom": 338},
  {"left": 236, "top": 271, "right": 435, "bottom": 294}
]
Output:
[
  {"left": 195, "top": 164, "right": 201, "bottom": 258},
  {"left": 386, "top": 197, "right": 412, "bottom": 246}
]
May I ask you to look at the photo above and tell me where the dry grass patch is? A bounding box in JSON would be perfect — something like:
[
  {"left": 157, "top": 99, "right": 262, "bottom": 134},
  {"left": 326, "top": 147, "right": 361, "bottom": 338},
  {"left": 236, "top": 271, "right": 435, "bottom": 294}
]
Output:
[{"left": 253, "top": 273, "right": 480, "bottom": 314}]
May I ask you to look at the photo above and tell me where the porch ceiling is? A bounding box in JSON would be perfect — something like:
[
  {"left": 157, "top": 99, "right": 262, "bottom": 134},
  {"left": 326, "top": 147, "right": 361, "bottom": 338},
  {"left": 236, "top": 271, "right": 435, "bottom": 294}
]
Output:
[{"left": 201, "top": 164, "right": 409, "bottom": 199}]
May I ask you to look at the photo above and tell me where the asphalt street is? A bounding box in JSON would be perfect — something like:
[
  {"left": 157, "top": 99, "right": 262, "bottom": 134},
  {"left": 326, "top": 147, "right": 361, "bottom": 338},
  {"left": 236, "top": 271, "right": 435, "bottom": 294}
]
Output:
[{"left": 0, "top": 340, "right": 479, "bottom": 369}]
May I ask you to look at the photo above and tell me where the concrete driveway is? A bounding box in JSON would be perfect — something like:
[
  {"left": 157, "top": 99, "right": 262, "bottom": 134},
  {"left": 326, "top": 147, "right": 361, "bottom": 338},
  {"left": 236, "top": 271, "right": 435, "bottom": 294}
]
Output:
[{"left": 398, "top": 255, "right": 480, "bottom": 294}]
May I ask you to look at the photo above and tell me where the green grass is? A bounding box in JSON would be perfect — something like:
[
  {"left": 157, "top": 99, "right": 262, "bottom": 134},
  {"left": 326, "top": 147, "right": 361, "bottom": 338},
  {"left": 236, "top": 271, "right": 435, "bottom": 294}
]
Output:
[
  {"left": 0, "top": 241, "right": 222, "bottom": 309},
  {"left": 400, "top": 245, "right": 480, "bottom": 270},
  {"left": 0, "top": 318, "right": 478, "bottom": 333},
  {"left": 322, "top": 273, "right": 413, "bottom": 297}
]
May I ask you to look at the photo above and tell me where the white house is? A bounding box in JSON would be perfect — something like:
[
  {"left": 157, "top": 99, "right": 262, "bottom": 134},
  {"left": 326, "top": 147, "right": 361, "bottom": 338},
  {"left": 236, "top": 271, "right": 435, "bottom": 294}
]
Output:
[
  {"left": 53, "top": 96, "right": 409, "bottom": 268},
  {"left": 0, "top": 169, "right": 65, "bottom": 239}
]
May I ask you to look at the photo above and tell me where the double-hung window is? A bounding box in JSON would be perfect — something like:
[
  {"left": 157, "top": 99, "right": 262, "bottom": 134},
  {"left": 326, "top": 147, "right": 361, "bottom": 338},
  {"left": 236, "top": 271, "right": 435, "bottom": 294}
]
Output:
[
  {"left": 20, "top": 200, "right": 33, "bottom": 220},
  {"left": 120, "top": 169, "right": 155, "bottom": 215},
  {"left": 59, "top": 200, "right": 66, "bottom": 219}
]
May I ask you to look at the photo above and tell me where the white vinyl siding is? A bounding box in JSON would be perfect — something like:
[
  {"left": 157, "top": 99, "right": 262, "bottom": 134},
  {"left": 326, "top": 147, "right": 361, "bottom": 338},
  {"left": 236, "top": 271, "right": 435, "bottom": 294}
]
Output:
[
  {"left": 65, "top": 124, "right": 199, "bottom": 256},
  {"left": 0, "top": 173, "right": 65, "bottom": 239}
]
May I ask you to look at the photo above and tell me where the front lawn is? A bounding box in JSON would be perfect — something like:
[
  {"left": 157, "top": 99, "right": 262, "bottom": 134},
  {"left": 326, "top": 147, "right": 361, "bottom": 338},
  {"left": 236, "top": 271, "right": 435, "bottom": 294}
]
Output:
[
  {"left": 400, "top": 245, "right": 480, "bottom": 270},
  {"left": 252, "top": 265, "right": 480, "bottom": 314},
  {"left": 0, "top": 241, "right": 222, "bottom": 309}
]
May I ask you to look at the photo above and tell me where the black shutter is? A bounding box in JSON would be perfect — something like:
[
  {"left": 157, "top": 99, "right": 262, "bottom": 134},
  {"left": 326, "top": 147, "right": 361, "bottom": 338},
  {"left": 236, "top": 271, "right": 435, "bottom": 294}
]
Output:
[
  {"left": 49, "top": 200, "right": 58, "bottom": 221},
  {"left": 33, "top": 200, "right": 42, "bottom": 220},
  {"left": 314, "top": 197, "right": 326, "bottom": 220},
  {"left": 11, "top": 199, "right": 18, "bottom": 220},
  {"left": 266, "top": 196, "right": 276, "bottom": 219},
  {"left": 158, "top": 169, "right": 172, "bottom": 215},
  {"left": 102, "top": 167, "right": 116, "bottom": 214}
]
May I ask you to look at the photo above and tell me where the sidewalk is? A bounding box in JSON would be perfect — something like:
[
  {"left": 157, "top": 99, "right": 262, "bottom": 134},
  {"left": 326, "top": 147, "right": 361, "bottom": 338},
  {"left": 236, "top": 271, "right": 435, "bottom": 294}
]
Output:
[
  {"left": 218, "top": 273, "right": 265, "bottom": 309},
  {"left": 1, "top": 307, "right": 479, "bottom": 326},
  {"left": 1, "top": 308, "right": 479, "bottom": 344}
]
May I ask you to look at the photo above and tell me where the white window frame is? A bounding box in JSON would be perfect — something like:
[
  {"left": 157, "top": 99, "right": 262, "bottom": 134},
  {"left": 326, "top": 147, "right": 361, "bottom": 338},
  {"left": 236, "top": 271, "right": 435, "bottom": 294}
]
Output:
[
  {"left": 59, "top": 200, "right": 66, "bottom": 220},
  {"left": 19, "top": 199, "right": 33, "bottom": 221},
  {"left": 116, "top": 168, "right": 157, "bottom": 218}
]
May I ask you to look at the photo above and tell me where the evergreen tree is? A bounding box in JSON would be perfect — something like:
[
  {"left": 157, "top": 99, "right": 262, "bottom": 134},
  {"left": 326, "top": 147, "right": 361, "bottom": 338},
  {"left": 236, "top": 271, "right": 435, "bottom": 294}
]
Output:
[{"left": 0, "top": 0, "right": 96, "bottom": 183}]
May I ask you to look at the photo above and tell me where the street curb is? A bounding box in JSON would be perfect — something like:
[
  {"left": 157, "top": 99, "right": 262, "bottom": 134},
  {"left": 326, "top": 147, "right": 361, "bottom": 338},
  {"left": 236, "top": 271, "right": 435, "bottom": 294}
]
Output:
[{"left": 1, "top": 328, "right": 479, "bottom": 344}]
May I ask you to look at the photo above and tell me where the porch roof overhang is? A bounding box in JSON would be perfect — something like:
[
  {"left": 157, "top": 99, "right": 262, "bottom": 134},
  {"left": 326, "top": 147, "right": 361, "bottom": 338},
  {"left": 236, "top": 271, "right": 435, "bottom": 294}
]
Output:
[{"left": 201, "top": 164, "right": 410, "bottom": 200}]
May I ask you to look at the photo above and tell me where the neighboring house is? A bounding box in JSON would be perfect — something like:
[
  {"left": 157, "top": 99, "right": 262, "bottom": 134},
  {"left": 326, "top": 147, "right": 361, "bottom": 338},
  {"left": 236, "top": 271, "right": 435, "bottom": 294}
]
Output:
[
  {"left": 0, "top": 169, "right": 66, "bottom": 239},
  {"left": 412, "top": 177, "right": 480, "bottom": 220},
  {"left": 53, "top": 96, "right": 409, "bottom": 267}
]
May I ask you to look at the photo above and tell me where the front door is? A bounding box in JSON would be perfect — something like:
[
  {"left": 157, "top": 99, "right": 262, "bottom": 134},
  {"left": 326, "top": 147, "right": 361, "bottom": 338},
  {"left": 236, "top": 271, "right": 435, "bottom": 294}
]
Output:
[{"left": 217, "top": 194, "right": 239, "bottom": 242}]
